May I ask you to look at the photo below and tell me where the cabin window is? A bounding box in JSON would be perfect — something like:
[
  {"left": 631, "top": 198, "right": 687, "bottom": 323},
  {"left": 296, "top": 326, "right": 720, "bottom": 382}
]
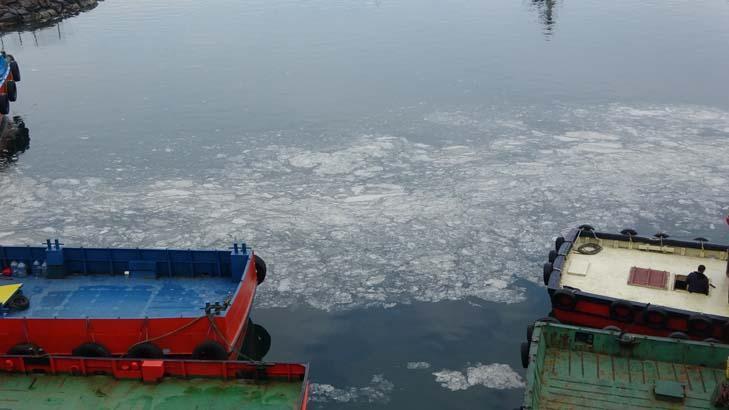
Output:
[
  {"left": 673, "top": 274, "right": 688, "bottom": 291},
  {"left": 627, "top": 267, "right": 669, "bottom": 289}
]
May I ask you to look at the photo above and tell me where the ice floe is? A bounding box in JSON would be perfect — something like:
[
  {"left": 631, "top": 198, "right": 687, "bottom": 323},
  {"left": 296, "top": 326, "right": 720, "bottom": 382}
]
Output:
[
  {"left": 1, "top": 104, "right": 728, "bottom": 311},
  {"left": 309, "top": 374, "right": 394, "bottom": 403},
  {"left": 432, "top": 363, "right": 525, "bottom": 391},
  {"left": 406, "top": 361, "right": 431, "bottom": 369}
]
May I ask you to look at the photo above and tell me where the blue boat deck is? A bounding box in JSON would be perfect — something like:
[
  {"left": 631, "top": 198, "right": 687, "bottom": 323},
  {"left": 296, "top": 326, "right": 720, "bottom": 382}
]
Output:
[
  {"left": 1, "top": 275, "right": 238, "bottom": 318},
  {"left": 0, "top": 241, "right": 253, "bottom": 318}
]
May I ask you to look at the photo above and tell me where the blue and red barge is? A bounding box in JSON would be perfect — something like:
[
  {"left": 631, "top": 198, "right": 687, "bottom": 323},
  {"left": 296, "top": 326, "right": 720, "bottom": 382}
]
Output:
[{"left": 0, "top": 239, "right": 266, "bottom": 360}]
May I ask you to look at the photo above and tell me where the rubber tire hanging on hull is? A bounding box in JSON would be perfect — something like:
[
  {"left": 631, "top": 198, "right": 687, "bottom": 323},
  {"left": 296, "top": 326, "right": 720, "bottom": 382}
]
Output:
[
  {"left": 7, "top": 343, "right": 45, "bottom": 356},
  {"left": 9, "top": 294, "right": 29, "bottom": 311},
  {"left": 6, "top": 80, "right": 16, "bottom": 102},
  {"left": 551, "top": 289, "right": 577, "bottom": 311},
  {"left": 9, "top": 60, "right": 20, "bottom": 82},
  {"left": 192, "top": 340, "right": 228, "bottom": 360},
  {"left": 609, "top": 300, "right": 634, "bottom": 323},
  {"left": 543, "top": 263, "right": 553, "bottom": 286},
  {"left": 668, "top": 331, "right": 689, "bottom": 340},
  {"left": 643, "top": 306, "right": 668, "bottom": 329},
  {"left": 520, "top": 342, "right": 530, "bottom": 369},
  {"left": 687, "top": 314, "right": 714, "bottom": 338},
  {"left": 721, "top": 321, "right": 729, "bottom": 343},
  {"left": 0, "top": 94, "right": 8, "bottom": 115},
  {"left": 240, "top": 321, "right": 272, "bottom": 361},
  {"left": 72, "top": 343, "right": 111, "bottom": 357},
  {"left": 127, "top": 342, "right": 164, "bottom": 359},
  {"left": 254, "top": 255, "right": 267, "bottom": 285}
]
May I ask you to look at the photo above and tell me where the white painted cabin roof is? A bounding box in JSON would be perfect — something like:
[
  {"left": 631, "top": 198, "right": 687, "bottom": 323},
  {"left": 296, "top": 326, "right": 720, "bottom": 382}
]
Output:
[{"left": 560, "top": 237, "right": 729, "bottom": 317}]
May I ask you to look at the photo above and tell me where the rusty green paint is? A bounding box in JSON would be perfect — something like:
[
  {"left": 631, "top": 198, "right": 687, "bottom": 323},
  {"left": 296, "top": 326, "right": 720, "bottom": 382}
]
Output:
[
  {"left": 0, "top": 373, "right": 303, "bottom": 409},
  {"left": 523, "top": 323, "right": 728, "bottom": 409}
]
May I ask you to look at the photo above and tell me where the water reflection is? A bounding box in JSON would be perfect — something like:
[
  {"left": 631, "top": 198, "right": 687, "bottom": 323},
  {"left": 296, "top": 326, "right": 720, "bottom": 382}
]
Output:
[
  {"left": 531, "top": 0, "right": 558, "bottom": 37},
  {"left": 0, "top": 115, "right": 30, "bottom": 168},
  {"left": 1, "top": 21, "right": 65, "bottom": 49}
]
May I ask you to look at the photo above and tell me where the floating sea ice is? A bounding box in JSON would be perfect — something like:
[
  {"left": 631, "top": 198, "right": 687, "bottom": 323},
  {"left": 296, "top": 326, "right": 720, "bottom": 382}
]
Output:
[
  {"left": 309, "top": 374, "right": 394, "bottom": 403},
  {"left": 432, "top": 363, "right": 525, "bottom": 391},
  {"left": 406, "top": 361, "right": 431, "bottom": 370}
]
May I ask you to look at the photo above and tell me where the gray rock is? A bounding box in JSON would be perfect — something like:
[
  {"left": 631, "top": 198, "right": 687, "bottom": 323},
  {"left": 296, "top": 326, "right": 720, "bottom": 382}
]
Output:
[{"left": 0, "top": 0, "right": 98, "bottom": 31}]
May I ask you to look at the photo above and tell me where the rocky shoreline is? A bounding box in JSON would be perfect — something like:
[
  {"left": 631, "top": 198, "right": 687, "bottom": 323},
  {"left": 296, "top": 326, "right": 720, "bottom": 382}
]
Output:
[{"left": 0, "top": 0, "right": 100, "bottom": 32}]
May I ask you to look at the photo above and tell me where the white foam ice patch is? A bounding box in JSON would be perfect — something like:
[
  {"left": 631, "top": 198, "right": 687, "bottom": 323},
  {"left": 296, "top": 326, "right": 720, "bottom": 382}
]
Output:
[
  {"left": 406, "top": 361, "right": 431, "bottom": 369},
  {"left": 1, "top": 104, "right": 728, "bottom": 311},
  {"left": 309, "top": 374, "right": 394, "bottom": 403},
  {"left": 432, "top": 363, "right": 525, "bottom": 391}
]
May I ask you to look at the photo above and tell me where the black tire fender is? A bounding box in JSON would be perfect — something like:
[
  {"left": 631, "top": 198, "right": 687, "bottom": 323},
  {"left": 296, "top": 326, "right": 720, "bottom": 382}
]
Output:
[
  {"left": 578, "top": 224, "right": 595, "bottom": 231},
  {"left": 9, "top": 294, "right": 29, "bottom": 311},
  {"left": 721, "top": 321, "right": 729, "bottom": 342},
  {"left": 609, "top": 300, "right": 634, "bottom": 323},
  {"left": 7, "top": 343, "right": 45, "bottom": 356},
  {"left": 620, "top": 228, "right": 638, "bottom": 236},
  {"left": 643, "top": 306, "right": 668, "bottom": 329},
  {"left": 254, "top": 255, "right": 266, "bottom": 285},
  {"left": 548, "top": 250, "right": 557, "bottom": 263},
  {"left": 192, "top": 340, "right": 228, "bottom": 360},
  {"left": 6, "top": 80, "right": 17, "bottom": 102},
  {"left": 0, "top": 93, "right": 8, "bottom": 115},
  {"left": 72, "top": 342, "right": 111, "bottom": 357},
  {"left": 526, "top": 323, "right": 534, "bottom": 343},
  {"left": 520, "top": 341, "right": 530, "bottom": 369},
  {"left": 668, "top": 331, "right": 689, "bottom": 340},
  {"left": 9, "top": 60, "right": 20, "bottom": 82},
  {"left": 543, "top": 263, "right": 553, "bottom": 286},
  {"left": 687, "top": 314, "right": 714, "bottom": 338},
  {"left": 240, "top": 319, "right": 272, "bottom": 361},
  {"left": 127, "top": 342, "right": 164, "bottom": 359},
  {"left": 551, "top": 289, "right": 577, "bottom": 311},
  {"left": 555, "top": 236, "right": 565, "bottom": 252}
]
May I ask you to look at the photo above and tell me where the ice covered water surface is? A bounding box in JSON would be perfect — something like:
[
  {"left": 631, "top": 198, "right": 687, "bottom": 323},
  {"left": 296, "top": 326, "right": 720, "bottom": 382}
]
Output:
[{"left": 1, "top": 104, "right": 728, "bottom": 311}]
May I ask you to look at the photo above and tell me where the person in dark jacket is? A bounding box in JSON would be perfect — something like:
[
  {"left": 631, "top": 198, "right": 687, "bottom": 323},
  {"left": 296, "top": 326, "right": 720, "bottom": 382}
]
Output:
[{"left": 687, "top": 265, "right": 709, "bottom": 295}]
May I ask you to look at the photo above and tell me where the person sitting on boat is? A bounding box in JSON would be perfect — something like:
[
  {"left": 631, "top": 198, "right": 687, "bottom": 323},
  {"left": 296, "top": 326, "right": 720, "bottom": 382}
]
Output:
[{"left": 687, "top": 265, "right": 709, "bottom": 295}]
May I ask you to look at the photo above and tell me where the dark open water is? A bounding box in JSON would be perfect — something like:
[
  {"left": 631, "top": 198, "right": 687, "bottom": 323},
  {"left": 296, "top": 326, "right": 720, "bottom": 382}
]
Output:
[{"left": 1, "top": 0, "right": 729, "bottom": 408}]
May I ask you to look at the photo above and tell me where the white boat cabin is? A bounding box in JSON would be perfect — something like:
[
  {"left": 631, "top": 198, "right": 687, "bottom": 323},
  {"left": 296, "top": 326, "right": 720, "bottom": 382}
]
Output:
[{"left": 561, "top": 236, "right": 729, "bottom": 317}]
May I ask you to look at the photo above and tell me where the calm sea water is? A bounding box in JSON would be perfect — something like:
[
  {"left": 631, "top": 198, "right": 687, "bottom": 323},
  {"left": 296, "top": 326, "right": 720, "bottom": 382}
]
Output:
[{"left": 1, "top": 0, "right": 729, "bottom": 408}]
